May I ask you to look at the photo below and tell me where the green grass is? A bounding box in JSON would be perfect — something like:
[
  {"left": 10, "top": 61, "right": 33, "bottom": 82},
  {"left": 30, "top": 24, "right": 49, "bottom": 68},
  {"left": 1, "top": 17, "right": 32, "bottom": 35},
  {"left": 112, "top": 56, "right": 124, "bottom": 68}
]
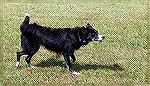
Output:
[
  {"left": 2, "top": 2, "right": 148, "bottom": 85},
  {"left": 2, "top": 0, "right": 148, "bottom": 3}
]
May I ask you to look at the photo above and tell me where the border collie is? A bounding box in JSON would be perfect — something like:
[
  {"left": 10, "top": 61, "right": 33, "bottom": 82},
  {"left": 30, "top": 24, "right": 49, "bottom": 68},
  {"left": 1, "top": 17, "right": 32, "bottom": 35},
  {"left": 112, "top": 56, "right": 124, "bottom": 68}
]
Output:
[{"left": 16, "top": 13, "right": 105, "bottom": 75}]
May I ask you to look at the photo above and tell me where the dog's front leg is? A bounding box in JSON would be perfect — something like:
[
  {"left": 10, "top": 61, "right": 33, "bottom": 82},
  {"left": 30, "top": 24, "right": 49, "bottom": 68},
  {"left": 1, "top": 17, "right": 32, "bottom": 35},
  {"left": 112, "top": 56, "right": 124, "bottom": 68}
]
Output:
[
  {"left": 70, "top": 54, "right": 76, "bottom": 63},
  {"left": 63, "top": 54, "right": 80, "bottom": 75}
]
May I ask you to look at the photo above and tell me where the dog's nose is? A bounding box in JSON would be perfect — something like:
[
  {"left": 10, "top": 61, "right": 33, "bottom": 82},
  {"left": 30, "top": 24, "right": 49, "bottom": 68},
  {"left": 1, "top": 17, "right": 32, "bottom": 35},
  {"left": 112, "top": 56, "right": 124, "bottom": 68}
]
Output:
[{"left": 102, "top": 36, "right": 105, "bottom": 39}]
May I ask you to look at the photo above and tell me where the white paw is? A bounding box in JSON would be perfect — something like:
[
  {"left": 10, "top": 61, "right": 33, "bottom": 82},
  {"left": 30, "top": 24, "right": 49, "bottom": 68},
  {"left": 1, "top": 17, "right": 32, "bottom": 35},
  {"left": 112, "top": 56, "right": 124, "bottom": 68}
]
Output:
[
  {"left": 16, "top": 61, "right": 20, "bottom": 67},
  {"left": 25, "top": 13, "right": 30, "bottom": 17},
  {"left": 71, "top": 71, "right": 80, "bottom": 75}
]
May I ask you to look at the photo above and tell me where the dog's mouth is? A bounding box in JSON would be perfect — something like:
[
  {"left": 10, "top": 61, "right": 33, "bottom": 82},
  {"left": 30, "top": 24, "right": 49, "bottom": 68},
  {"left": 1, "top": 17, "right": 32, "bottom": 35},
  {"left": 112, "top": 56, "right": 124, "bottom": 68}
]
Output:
[{"left": 93, "top": 34, "right": 105, "bottom": 42}]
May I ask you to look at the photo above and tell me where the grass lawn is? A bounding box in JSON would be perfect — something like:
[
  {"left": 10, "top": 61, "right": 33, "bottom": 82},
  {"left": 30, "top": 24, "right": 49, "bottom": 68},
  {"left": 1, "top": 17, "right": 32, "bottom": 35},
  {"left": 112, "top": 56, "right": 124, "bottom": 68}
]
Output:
[{"left": 2, "top": 2, "right": 148, "bottom": 85}]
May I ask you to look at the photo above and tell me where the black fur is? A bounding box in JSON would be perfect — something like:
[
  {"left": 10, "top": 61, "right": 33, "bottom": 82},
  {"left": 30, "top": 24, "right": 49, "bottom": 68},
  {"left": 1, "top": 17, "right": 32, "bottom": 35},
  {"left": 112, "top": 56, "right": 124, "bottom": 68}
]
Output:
[{"left": 17, "top": 15, "right": 104, "bottom": 74}]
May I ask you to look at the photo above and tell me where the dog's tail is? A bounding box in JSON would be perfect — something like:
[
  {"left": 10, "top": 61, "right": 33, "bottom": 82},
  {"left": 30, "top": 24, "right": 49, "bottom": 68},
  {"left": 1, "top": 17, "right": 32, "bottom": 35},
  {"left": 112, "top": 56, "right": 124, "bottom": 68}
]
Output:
[{"left": 20, "top": 13, "right": 30, "bottom": 32}]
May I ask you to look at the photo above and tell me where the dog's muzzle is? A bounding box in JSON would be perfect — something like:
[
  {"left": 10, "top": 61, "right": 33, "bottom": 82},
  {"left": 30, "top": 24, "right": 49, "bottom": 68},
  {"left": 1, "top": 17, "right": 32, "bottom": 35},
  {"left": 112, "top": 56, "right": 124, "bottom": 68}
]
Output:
[{"left": 94, "top": 34, "right": 105, "bottom": 42}]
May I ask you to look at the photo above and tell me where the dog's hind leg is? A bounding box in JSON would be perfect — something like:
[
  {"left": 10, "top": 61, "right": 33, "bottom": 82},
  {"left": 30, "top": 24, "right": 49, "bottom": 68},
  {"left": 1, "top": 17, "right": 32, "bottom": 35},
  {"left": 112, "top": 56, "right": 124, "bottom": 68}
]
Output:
[
  {"left": 25, "top": 53, "right": 35, "bottom": 68},
  {"left": 25, "top": 48, "right": 39, "bottom": 68},
  {"left": 16, "top": 51, "right": 27, "bottom": 67},
  {"left": 17, "top": 35, "right": 39, "bottom": 68},
  {"left": 25, "top": 44, "right": 40, "bottom": 68}
]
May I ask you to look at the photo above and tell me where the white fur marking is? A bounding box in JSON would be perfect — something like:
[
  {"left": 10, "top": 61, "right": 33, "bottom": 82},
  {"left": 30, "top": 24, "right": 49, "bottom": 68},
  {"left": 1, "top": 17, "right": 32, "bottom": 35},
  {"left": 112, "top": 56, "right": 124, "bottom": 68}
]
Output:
[
  {"left": 72, "top": 71, "right": 80, "bottom": 75},
  {"left": 25, "top": 13, "right": 30, "bottom": 17},
  {"left": 69, "top": 56, "right": 73, "bottom": 63},
  {"left": 16, "top": 61, "right": 20, "bottom": 67},
  {"left": 97, "top": 34, "right": 103, "bottom": 41}
]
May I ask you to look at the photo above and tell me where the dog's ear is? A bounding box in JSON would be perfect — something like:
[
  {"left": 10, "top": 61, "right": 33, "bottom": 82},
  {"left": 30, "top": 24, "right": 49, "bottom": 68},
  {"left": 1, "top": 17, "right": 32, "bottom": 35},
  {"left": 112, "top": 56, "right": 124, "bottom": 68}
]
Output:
[
  {"left": 87, "top": 23, "right": 90, "bottom": 25},
  {"left": 85, "top": 23, "right": 92, "bottom": 28}
]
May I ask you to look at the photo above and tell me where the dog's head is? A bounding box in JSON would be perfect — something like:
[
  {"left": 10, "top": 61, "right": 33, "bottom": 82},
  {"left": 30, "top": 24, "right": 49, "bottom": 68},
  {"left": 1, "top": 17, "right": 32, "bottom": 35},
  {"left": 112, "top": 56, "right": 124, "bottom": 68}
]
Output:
[
  {"left": 79, "top": 23, "right": 105, "bottom": 45},
  {"left": 85, "top": 23, "right": 105, "bottom": 42}
]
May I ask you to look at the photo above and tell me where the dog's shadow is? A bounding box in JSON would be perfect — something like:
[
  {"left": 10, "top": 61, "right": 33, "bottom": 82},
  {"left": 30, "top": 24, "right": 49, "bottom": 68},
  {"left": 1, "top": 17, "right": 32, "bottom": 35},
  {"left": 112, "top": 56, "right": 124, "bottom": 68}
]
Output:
[{"left": 35, "top": 58, "right": 124, "bottom": 71}]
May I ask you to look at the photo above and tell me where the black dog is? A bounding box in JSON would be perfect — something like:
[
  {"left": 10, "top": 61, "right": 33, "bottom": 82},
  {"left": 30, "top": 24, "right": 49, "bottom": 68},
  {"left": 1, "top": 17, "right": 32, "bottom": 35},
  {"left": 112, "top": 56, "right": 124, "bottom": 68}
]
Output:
[{"left": 16, "top": 13, "right": 105, "bottom": 75}]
